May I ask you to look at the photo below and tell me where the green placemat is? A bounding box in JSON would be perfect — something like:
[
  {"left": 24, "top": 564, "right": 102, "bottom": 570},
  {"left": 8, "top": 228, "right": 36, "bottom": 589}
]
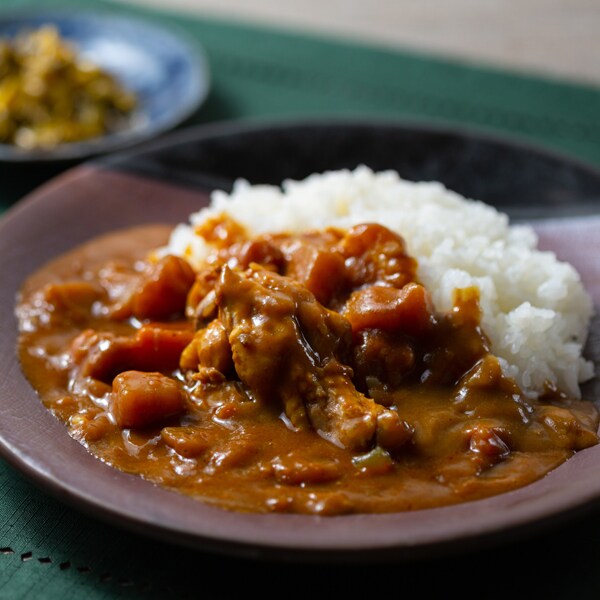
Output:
[{"left": 2, "top": 1, "right": 600, "bottom": 598}]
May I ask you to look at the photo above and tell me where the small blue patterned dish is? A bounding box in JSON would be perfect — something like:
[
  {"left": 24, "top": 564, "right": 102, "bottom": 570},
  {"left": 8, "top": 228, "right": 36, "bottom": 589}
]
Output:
[{"left": 0, "top": 11, "right": 210, "bottom": 162}]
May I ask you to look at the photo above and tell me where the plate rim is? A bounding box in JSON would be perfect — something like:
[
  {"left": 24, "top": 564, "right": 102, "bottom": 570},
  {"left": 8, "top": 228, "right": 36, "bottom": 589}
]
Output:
[{"left": 93, "top": 113, "right": 600, "bottom": 184}]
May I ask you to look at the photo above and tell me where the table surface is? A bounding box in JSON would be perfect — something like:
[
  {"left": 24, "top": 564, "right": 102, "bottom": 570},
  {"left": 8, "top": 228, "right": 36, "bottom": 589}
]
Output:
[{"left": 121, "top": 0, "right": 600, "bottom": 86}]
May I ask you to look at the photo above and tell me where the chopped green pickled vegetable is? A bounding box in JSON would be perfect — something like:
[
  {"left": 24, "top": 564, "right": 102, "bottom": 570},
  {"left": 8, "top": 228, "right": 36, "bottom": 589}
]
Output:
[
  {"left": 352, "top": 446, "right": 395, "bottom": 475},
  {"left": 0, "top": 25, "right": 137, "bottom": 149}
]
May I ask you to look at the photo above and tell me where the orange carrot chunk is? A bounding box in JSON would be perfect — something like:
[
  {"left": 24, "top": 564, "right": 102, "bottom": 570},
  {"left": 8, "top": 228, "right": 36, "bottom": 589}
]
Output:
[
  {"left": 75, "top": 324, "right": 193, "bottom": 382},
  {"left": 112, "top": 370, "right": 186, "bottom": 429},
  {"left": 113, "top": 255, "right": 196, "bottom": 320},
  {"left": 343, "top": 283, "right": 434, "bottom": 337}
]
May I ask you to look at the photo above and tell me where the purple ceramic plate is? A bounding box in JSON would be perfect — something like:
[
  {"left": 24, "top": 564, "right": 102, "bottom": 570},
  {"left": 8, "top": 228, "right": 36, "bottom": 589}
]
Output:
[{"left": 1, "top": 118, "right": 599, "bottom": 562}]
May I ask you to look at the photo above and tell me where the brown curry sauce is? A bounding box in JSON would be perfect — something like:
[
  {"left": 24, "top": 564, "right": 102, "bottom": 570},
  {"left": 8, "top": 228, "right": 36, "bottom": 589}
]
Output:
[{"left": 16, "top": 218, "right": 599, "bottom": 515}]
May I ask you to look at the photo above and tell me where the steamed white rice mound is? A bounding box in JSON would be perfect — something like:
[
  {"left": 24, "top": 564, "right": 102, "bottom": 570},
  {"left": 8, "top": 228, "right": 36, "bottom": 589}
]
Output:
[{"left": 163, "top": 165, "right": 595, "bottom": 399}]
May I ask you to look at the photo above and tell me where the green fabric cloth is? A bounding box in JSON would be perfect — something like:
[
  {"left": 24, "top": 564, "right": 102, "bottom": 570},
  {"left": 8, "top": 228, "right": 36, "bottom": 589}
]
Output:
[{"left": 2, "top": 1, "right": 600, "bottom": 598}]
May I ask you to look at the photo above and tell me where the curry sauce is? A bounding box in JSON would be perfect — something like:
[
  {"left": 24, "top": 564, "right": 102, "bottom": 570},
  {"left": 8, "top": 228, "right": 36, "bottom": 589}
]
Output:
[{"left": 15, "top": 220, "right": 599, "bottom": 515}]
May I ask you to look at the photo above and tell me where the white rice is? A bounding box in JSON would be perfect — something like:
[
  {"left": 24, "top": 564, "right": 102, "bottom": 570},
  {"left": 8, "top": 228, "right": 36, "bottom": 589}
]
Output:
[{"left": 162, "top": 165, "right": 595, "bottom": 398}]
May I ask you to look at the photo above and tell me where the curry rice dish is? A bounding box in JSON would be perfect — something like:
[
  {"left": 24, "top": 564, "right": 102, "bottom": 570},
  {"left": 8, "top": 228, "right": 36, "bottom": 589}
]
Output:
[{"left": 16, "top": 167, "right": 598, "bottom": 515}]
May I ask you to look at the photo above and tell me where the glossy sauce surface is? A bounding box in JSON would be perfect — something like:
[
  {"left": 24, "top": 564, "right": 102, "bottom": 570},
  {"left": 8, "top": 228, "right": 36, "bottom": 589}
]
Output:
[{"left": 16, "top": 222, "right": 599, "bottom": 515}]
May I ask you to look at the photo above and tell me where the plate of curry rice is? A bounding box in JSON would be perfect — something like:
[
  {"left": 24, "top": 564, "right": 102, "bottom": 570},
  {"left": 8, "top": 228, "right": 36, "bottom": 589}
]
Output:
[{"left": 1, "top": 118, "right": 600, "bottom": 562}]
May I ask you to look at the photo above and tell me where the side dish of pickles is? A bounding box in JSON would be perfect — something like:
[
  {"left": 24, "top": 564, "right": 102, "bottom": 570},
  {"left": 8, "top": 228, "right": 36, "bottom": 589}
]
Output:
[{"left": 0, "top": 25, "right": 137, "bottom": 150}]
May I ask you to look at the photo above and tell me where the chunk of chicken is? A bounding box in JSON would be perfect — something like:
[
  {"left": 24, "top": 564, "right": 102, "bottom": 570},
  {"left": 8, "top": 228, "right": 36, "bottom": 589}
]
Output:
[{"left": 214, "top": 266, "right": 411, "bottom": 452}]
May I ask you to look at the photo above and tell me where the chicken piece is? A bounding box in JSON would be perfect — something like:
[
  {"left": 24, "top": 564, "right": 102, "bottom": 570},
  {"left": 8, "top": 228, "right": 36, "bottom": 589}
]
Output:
[
  {"left": 214, "top": 266, "right": 410, "bottom": 452},
  {"left": 179, "top": 318, "right": 233, "bottom": 376}
]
